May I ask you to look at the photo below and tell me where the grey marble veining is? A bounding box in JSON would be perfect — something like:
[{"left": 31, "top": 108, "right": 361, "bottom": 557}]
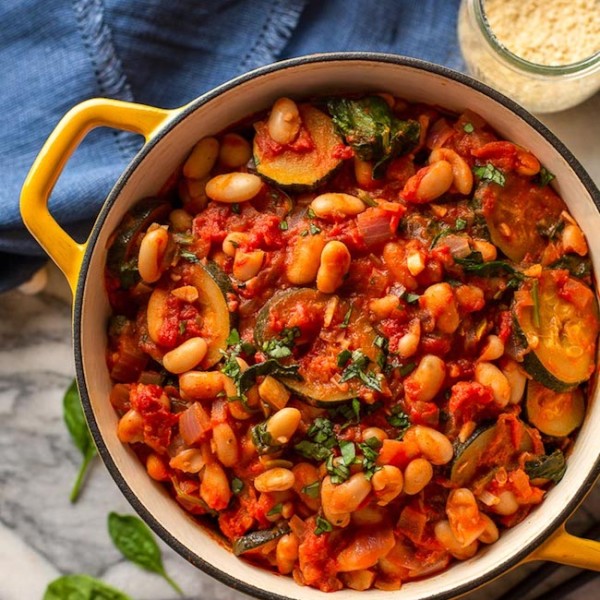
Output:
[{"left": 1, "top": 94, "right": 599, "bottom": 599}]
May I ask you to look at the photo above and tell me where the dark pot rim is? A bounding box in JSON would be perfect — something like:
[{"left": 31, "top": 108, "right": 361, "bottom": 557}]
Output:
[{"left": 73, "top": 52, "right": 600, "bottom": 600}]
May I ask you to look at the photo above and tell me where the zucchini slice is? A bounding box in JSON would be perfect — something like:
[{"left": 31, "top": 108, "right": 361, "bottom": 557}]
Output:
[
  {"left": 476, "top": 175, "right": 565, "bottom": 262},
  {"left": 147, "top": 262, "right": 230, "bottom": 368},
  {"left": 253, "top": 105, "right": 344, "bottom": 190},
  {"left": 255, "top": 288, "right": 383, "bottom": 405},
  {"left": 233, "top": 522, "right": 290, "bottom": 556},
  {"left": 526, "top": 380, "right": 585, "bottom": 437},
  {"left": 512, "top": 270, "right": 599, "bottom": 392},
  {"left": 450, "top": 420, "right": 534, "bottom": 486},
  {"left": 107, "top": 197, "right": 171, "bottom": 288}
]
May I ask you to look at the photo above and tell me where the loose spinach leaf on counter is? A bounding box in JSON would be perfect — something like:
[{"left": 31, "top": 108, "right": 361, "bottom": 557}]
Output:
[
  {"left": 44, "top": 574, "right": 132, "bottom": 600},
  {"left": 108, "top": 513, "right": 183, "bottom": 595},
  {"left": 63, "top": 379, "right": 97, "bottom": 503},
  {"left": 327, "top": 95, "right": 420, "bottom": 178}
]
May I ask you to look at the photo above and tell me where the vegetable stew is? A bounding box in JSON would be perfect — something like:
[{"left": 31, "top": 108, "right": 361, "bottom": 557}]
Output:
[{"left": 104, "top": 93, "right": 598, "bottom": 592}]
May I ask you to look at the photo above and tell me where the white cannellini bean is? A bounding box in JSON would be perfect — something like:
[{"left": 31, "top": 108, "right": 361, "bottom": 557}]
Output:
[
  {"left": 205, "top": 172, "right": 262, "bottom": 203},
  {"left": 310, "top": 193, "right": 366, "bottom": 219},
  {"left": 478, "top": 335, "right": 504, "bottom": 362},
  {"left": 414, "top": 425, "right": 454, "bottom": 465},
  {"left": 219, "top": 133, "right": 252, "bottom": 168},
  {"left": 233, "top": 249, "right": 265, "bottom": 281},
  {"left": 405, "top": 354, "right": 446, "bottom": 403},
  {"left": 267, "top": 97, "right": 301, "bottom": 144},
  {"left": 162, "top": 337, "right": 208, "bottom": 374},
  {"left": 475, "top": 362, "right": 511, "bottom": 407},
  {"left": 183, "top": 137, "right": 220, "bottom": 179},
  {"left": 138, "top": 226, "right": 169, "bottom": 283},
  {"left": 316, "top": 241, "right": 351, "bottom": 293},
  {"left": 502, "top": 359, "right": 528, "bottom": 405}
]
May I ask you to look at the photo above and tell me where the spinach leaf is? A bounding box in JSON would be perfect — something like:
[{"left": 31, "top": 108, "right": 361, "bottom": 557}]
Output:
[
  {"left": 338, "top": 349, "right": 383, "bottom": 392},
  {"left": 454, "top": 251, "right": 524, "bottom": 279},
  {"left": 550, "top": 255, "right": 592, "bottom": 279},
  {"left": 525, "top": 450, "right": 566, "bottom": 483},
  {"left": 238, "top": 359, "right": 302, "bottom": 396},
  {"left": 387, "top": 406, "right": 411, "bottom": 433},
  {"left": 327, "top": 96, "right": 420, "bottom": 177},
  {"left": 108, "top": 513, "right": 183, "bottom": 594},
  {"left": 44, "top": 574, "right": 131, "bottom": 600},
  {"left": 302, "top": 481, "right": 320, "bottom": 498},
  {"left": 535, "top": 166, "right": 556, "bottom": 187},
  {"left": 63, "top": 380, "right": 97, "bottom": 503},
  {"left": 251, "top": 421, "right": 279, "bottom": 455}
]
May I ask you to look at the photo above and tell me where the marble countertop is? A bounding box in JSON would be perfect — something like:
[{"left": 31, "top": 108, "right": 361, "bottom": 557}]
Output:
[{"left": 1, "top": 93, "right": 599, "bottom": 600}]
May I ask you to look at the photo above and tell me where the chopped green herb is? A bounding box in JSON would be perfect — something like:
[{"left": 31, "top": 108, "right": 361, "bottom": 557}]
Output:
[
  {"left": 473, "top": 163, "right": 506, "bottom": 187},
  {"left": 307, "top": 417, "right": 336, "bottom": 448},
  {"left": 267, "top": 503, "right": 283, "bottom": 516},
  {"left": 326, "top": 453, "right": 351, "bottom": 484},
  {"left": 328, "top": 398, "right": 361, "bottom": 430},
  {"left": 339, "top": 440, "right": 356, "bottom": 466},
  {"left": 537, "top": 219, "right": 564, "bottom": 240},
  {"left": 227, "top": 328, "right": 241, "bottom": 346},
  {"left": 173, "top": 232, "right": 193, "bottom": 245},
  {"left": 357, "top": 437, "right": 382, "bottom": 480},
  {"left": 340, "top": 305, "right": 353, "bottom": 329},
  {"left": 309, "top": 223, "right": 322, "bottom": 235},
  {"left": 307, "top": 207, "right": 316, "bottom": 219},
  {"left": 455, "top": 251, "right": 524, "bottom": 279},
  {"left": 231, "top": 203, "right": 241, "bottom": 214},
  {"left": 231, "top": 477, "right": 244, "bottom": 494},
  {"left": 302, "top": 481, "right": 321, "bottom": 498},
  {"left": 550, "top": 255, "right": 592, "bottom": 279},
  {"left": 314, "top": 515, "right": 333, "bottom": 535},
  {"left": 294, "top": 440, "right": 332, "bottom": 461},
  {"left": 454, "top": 217, "right": 468, "bottom": 231},
  {"left": 463, "top": 122, "right": 475, "bottom": 134},
  {"left": 403, "top": 292, "right": 420, "bottom": 304},
  {"left": 398, "top": 362, "right": 417, "bottom": 377},
  {"left": 279, "top": 220, "right": 289, "bottom": 231},
  {"left": 387, "top": 406, "right": 411, "bottom": 436},
  {"left": 300, "top": 230, "right": 309, "bottom": 237},
  {"left": 251, "top": 421, "right": 277, "bottom": 455},
  {"left": 356, "top": 190, "right": 378, "bottom": 207},
  {"left": 339, "top": 350, "right": 383, "bottom": 392},
  {"left": 180, "top": 250, "right": 200, "bottom": 264},
  {"left": 374, "top": 335, "right": 387, "bottom": 349},
  {"left": 337, "top": 349, "right": 353, "bottom": 367},
  {"left": 178, "top": 321, "right": 187, "bottom": 336},
  {"left": 536, "top": 166, "right": 556, "bottom": 187},
  {"left": 525, "top": 449, "right": 566, "bottom": 483}
]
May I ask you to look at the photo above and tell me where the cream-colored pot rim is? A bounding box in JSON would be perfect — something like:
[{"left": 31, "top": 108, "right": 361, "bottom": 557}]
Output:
[{"left": 73, "top": 54, "right": 600, "bottom": 600}]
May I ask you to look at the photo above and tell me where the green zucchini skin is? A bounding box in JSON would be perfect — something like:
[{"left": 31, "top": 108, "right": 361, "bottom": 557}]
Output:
[
  {"left": 107, "top": 197, "right": 171, "bottom": 288},
  {"left": 253, "top": 105, "right": 344, "bottom": 191},
  {"left": 450, "top": 420, "right": 534, "bottom": 486},
  {"left": 254, "top": 288, "right": 383, "bottom": 405},
  {"left": 232, "top": 522, "right": 290, "bottom": 556},
  {"left": 525, "top": 380, "right": 585, "bottom": 437},
  {"left": 511, "top": 271, "right": 599, "bottom": 393}
]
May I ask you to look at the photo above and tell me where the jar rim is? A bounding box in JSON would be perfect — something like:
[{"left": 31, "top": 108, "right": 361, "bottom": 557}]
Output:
[{"left": 474, "top": 0, "right": 600, "bottom": 76}]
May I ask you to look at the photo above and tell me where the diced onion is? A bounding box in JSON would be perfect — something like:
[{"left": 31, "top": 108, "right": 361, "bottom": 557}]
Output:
[
  {"left": 179, "top": 402, "right": 211, "bottom": 445},
  {"left": 357, "top": 208, "right": 395, "bottom": 248},
  {"left": 440, "top": 234, "right": 471, "bottom": 258}
]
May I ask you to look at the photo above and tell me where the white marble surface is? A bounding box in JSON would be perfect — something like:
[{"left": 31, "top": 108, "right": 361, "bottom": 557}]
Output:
[{"left": 1, "top": 93, "right": 599, "bottom": 600}]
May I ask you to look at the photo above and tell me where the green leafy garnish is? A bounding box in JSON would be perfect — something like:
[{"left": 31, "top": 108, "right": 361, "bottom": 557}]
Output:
[
  {"left": 307, "top": 207, "right": 316, "bottom": 219},
  {"left": 326, "top": 453, "right": 351, "bottom": 484},
  {"left": 231, "top": 477, "right": 244, "bottom": 494},
  {"left": 356, "top": 189, "right": 379, "bottom": 207},
  {"left": 294, "top": 440, "right": 333, "bottom": 461},
  {"left": 294, "top": 417, "right": 337, "bottom": 461},
  {"left": 314, "top": 515, "right": 333, "bottom": 535},
  {"left": 525, "top": 450, "right": 566, "bottom": 483},
  {"left": 262, "top": 326, "right": 300, "bottom": 359},
  {"left": 279, "top": 220, "right": 289, "bottom": 231},
  {"left": 309, "top": 223, "right": 321, "bottom": 235},
  {"left": 302, "top": 481, "right": 321, "bottom": 498},
  {"left": 231, "top": 203, "right": 241, "bottom": 214},
  {"left": 387, "top": 406, "right": 411, "bottom": 436},
  {"left": 339, "top": 440, "right": 356, "bottom": 466},
  {"left": 463, "top": 122, "right": 474, "bottom": 133},
  {"left": 473, "top": 163, "right": 506, "bottom": 187},
  {"left": 267, "top": 503, "right": 283, "bottom": 516},
  {"left": 358, "top": 436, "right": 382, "bottom": 480},
  {"left": 340, "top": 305, "right": 353, "bottom": 328},
  {"left": 108, "top": 513, "right": 183, "bottom": 594},
  {"left": 328, "top": 397, "right": 362, "bottom": 430},
  {"left": 550, "top": 255, "right": 592, "bottom": 279},
  {"left": 402, "top": 291, "right": 420, "bottom": 304},
  {"left": 338, "top": 349, "right": 383, "bottom": 392},
  {"left": 398, "top": 362, "right": 417, "bottom": 377},
  {"left": 537, "top": 219, "right": 564, "bottom": 240},
  {"left": 63, "top": 380, "right": 97, "bottom": 503},
  {"left": 327, "top": 95, "right": 420, "bottom": 178},
  {"left": 535, "top": 166, "right": 556, "bottom": 187},
  {"left": 251, "top": 421, "right": 277, "bottom": 455},
  {"left": 454, "top": 251, "right": 524, "bottom": 279},
  {"left": 44, "top": 575, "right": 131, "bottom": 600}
]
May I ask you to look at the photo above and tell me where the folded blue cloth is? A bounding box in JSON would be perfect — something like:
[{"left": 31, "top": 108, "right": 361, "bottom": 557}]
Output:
[{"left": 0, "top": 0, "right": 463, "bottom": 291}]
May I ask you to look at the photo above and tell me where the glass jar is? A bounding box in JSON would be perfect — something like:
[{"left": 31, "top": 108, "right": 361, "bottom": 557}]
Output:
[{"left": 458, "top": 0, "right": 600, "bottom": 113}]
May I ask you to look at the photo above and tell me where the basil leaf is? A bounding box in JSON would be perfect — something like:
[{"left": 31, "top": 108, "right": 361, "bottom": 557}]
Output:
[
  {"left": 463, "top": 122, "right": 474, "bottom": 133},
  {"left": 108, "top": 513, "right": 183, "bottom": 595},
  {"left": 455, "top": 251, "right": 524, "bottom": 279},
  {"left": 180, "top": 250, "right": 200, "bottom": 263},
  {"left": 339, "top": 440, "right": 356, "bottom": 466},
  {"left": 63, "top": 380, "right": 96, "bottom": 503},
  {"left": 238, "top": 359, "right": 302, "bottom": 395},
  {"left": 44, "top": 575, "right": 131, "bottom": 600},
  {"left": 314, "top": 515, "right": 333, "bottom": 535},
  {"left": 535, "top": 166, "right": 556, "bottom": 187},
  {"left": 267, "top": 503, "right": 283, "bottom": 516},
  {"left": 231, "top": 477, "right": 244, "bottom": 494},
  {"left": 339, "top": 350, "right": 383, "bottom": 392},
  {"left": 473, "top": 163, "right": 506, "bottom": 187},
  {"left": 302, "top": 481, "right": 321, "bottom": 498},
  {"left": 294, "top": 440, "right": 332, "bottom": 461}
]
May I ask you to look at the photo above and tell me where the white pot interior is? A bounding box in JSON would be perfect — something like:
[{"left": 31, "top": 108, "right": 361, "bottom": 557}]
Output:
[{"left": 77, "top": 57, "right": 600, "bottom": 600}]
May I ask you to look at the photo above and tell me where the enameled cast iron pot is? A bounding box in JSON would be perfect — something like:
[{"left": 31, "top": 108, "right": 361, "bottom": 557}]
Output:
[{"left": 21, "top": 54, "right": 600, "bottom": 599}]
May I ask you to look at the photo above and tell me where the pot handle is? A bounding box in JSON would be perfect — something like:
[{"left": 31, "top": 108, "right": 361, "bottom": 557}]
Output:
[
  {"left": 20, "top": 98, "right": 175, "bottom": 294},
  {"left": 527, "top": 524, "right": 600, "bottom": 570}
]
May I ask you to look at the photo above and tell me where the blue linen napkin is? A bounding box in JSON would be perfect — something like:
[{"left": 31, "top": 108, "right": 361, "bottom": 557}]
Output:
[{"left": 0, "top": 0, "right": 463, "bottom": 291}]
